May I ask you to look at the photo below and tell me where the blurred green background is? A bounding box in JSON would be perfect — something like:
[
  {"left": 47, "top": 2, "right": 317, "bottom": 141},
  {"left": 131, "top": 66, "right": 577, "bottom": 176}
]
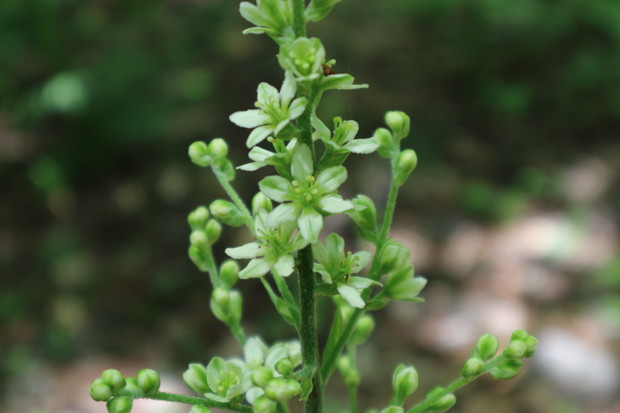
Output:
[{"left": 1, "top": 0, "right": 619, "bottom": 412}]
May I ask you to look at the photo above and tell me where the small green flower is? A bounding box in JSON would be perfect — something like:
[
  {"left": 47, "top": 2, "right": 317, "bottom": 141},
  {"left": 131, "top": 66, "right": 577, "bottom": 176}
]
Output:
[
  {"left": 278, "top": 37, "right": 325, "bottom": 81},
  {"left": 314, "top": 116, "right": 379, "bottom": 169},
  {"left": 225, "top": 210, "right": 309, "bottom": 278},
  {"left": 313, "top": 233, "right": 377, "bottom": 308},
  {"left": 205, "top": 357, "right": 251, "bottom": 403},
  {"left": 239, "top": 0, "right": 294, "bottom": 38},
  {"left": 259, "top": 144, "right": 353, "bottom": 243},
  {"left": 230, "top": 72, "right": 307, "bottom": 148}
]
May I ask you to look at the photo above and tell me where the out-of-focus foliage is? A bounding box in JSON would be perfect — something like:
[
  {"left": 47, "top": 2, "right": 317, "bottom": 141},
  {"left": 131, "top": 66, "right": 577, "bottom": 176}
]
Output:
[{"left": 1, "top": 0, "right": 619, "bottom": 411}]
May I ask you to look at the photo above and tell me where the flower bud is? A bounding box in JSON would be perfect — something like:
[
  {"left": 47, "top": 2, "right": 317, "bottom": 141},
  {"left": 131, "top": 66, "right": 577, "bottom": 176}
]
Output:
[
  {"left": 208, "top": 138, "right": 229, "bottom": 161},
  {"left": 461, "top": 357, "right": 484, "bottom": 378},
  {"left": 210, "top": 199, "right": 245, "bottom": 227},
  {"left": 252, "top": 192, "right": 273, "bottom": 214},
  {"left": 106, "top": 396, "right": 133, "bottom": 413},
  {"left": 350, "top": 314, "right": 375, "bottom": 345},
  {"left": 252, "top": 366, "right": 274, "bottom": 388},
  {"left": 474, "top": 334, "right": 499, "bottom": 361},
  {"left": 393, "top": 149, "right": 418, "bottom": 186},
  {"left": 204, "top": 219, "right": 222, "bottom": 243},
  {"left": 264, "top": 378, "right": 301, "bottom": 401},
  {"left": 189, "top": 141, "right": 211, "bottom": 167},
  {"left": 219, "top": 159, "right": 236, "bottom": 181},
  {"left": 347, "top": 194, "right": 377, "bottom": 241},
  {"left": 489, "top": 358, "right": 523, "bottom": 380},
  {"left": 89, "top": 378, "right": 112, "bottom": 402},
  {"left": 253, "top": 395, "right": 277, "bottom": 413},
  {"left": 511, "top": 329, "right": 529, "bottom": 342},
  {"left": 210, "top": 288, "right": 243, "bottom": 326},
  {"left": 425, "top": 387, "right": 456, "bottom": 412},
  {"left": 188, "top": 206, "right": 210, "bottom": 231},
  {"left": 136, "top": 369, "right": 160, "bottom": 395},
  {"left": 275, "top": 358, "right": 294, "bottom": 376},
  {"left": 524, "top": 335, "right": 538, "bottom": 357},
  {"left": 338, "top": 356, "right": 361, "bottom": 388},
  {"left": 503, "top": 339, "right": 527, "bottom": 359},
  {"left": 392, "top": 364, "right": 418, "bottom": 405},
  {"left": 190, "top": 230, "right": 209, "bottom": 249},
  {"left": 278, "top": 37, "right": 325, "bottom": 80},
  {"left": 375, "top": 127, "right": 395, "bottom": 158},
  {"left": 380, "top": 407, "right": 404, "bottom": 413},
  {"left": 101, "top": 369, "right": 126, "bottom": 392},
  {"left": 188, "top": 245, "right": 209, "bottom": 272},
  {"left": 384, "top": 111, "right": 410, "bottom": 140},
  {"left": 189, "top": 406, "right": 212, "bottom": 413},
  {"left": 183, "top": 363, "right": 210, "bottom": 395},
  {"left": 220, "top": 260, "right": 239, "bottom": 289},
  {"left": 378, "top": 240, "right": 411, "bottom": 275}
]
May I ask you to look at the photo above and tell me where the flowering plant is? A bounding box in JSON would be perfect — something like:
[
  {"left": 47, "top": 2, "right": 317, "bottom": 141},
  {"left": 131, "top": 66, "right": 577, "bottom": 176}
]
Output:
[{"left": 89, "top": 1, "right": 537, "bottom": 413}]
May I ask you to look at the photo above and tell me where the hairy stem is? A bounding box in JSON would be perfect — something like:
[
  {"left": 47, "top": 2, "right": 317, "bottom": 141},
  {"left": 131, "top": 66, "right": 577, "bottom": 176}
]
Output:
[{"left": 118, "top": 391, "right": 253, "bottom": 413}]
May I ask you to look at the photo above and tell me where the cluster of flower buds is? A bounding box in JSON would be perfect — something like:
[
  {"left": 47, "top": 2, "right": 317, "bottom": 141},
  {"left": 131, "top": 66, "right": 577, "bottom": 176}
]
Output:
[
  {"left": 391, "top": 364, "right": 419, "bottom": 407},
  {"left": 374, "top": 111, "right": 417, "bottom": 187},
  {"left": 187, "top": 205, "right": 222, "bottom": 272},
  {"left": 188, "top": 138, "right": 235, "bottom": 181},
  {"left": 89, "top": 368, "right": 161, "bottom": 413}
]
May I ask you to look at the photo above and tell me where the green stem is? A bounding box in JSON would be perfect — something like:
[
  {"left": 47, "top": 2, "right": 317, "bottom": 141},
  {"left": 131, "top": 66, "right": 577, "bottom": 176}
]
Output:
[
  {"left": 203, "top": 245, "right": 220, "bottom": 288},
  {"left": 297, "top": 244, "right": 323, "bottom": 413},
  {"left": 213, "top": 167, "right": 255, "bottom": 232},
  {"left": 378, "top": 163, "right": 400, "bottom": 248},
  {"left": 230, "top": 322, "right": 247, "bottom": 346},
  {"left": 346, "top": 346, "right": 358, "bottom": 413},
  {"left": 274, "top": 272, "right": 301, "bottom": 328},
  {"left": 291, "top": 0, "right": 307, "bottom": 37},
  {"left": 119, "top": 391, "right": 252, "bottom": 413},
  {"left": 319, "top": 309, "right": 361, "bottom": 385}
]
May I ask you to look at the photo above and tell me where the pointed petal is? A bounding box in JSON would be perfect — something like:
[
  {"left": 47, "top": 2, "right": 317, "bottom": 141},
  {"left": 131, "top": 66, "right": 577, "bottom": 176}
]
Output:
[
  {"left": 345, "top": 137, "right": 380, "bottom": 154},
  {"left": 288, "top": 97, "right": 307, "bottom": 120},
  {"left": 298, "top": 208, "right": 323, "bottom": 243},
  {"left": 316, "top": 166, "right": 347, "bottom": 192},
  {"left": 230, "top": 109, "right": 270, "bottom": 128},
  {"left": 274, "top": 255, "right": 295, "bottom": 277},
  {"left": 247, "top": 125, "right": 273, "bottom": 148},
  {"left": 238, "top": 161, "right": 266, "bottom": 171},
  {"left": 273, "top": 119, "right": 290, "bottom": 136},
  {"left": 239, "top": 2, "right": 270, "bottom": 27},
  {"left": 291, "top": 144, "right": 314, "bottom": 181},
  {"left": 257, "top": 82, "right": 279, "bottom": 105},
  {"left": 280, "top": 71, "right": 297, "bottom": 106},
  {"left": 324, "top": 233, "right": 344, "bottom": 256},
  {"left": 259, "top": 175, "right": 292, "bottom": 202},
  {"left": 267, "top": 203, "right": 298, "bottom": 227},
  {"left": 239, "top": 258, "right": 272, "bottom": 279},
  {"left": 225, "top": 242, "right": 261, "bottom": 259},
  {"left": 318, "top": 195, "right": 353, "bottom": 213},
  {"left": 290, "top": 232, "right": 310, "bottom": 250},
  {"left": 337, "top": 284, "right": 365, "bottom": 308},
  {"left": 346, "top": 276, "right": 377, "bottom": 289},
  {"left": 312, "top": 114, "right": 331, "bottom": 141},
  {"left": 249, "top": 146, "right": 275, "bottom": 162},
  {"left": 350, "top": 251, "right": 372, "bottom": 271}
]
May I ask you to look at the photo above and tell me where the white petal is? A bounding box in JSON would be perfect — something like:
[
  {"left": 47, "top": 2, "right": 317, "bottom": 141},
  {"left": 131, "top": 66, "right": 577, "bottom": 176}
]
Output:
[
  {"left": 345, "top": 137, "right": 380, "bottom": 154},
  {"left": 259, "top": 175, "right": 292, "bottom": 202},
  {"left": 318, "top": 195, "right": 353, "bottom": 214},
  {"left": 280, "top": 71, "right": 297, "bottom": 106},
  {"left": 291, "top": 144, "right": 314, "bottom": 181},
  {"left": 274, "top": 255, "right": 295, "bottom": 277},
  {"left": 298, "top": 208, "right": 323, "bottom": 243},
  {"left": 351, "top": 251, "right": 372, "bottom": 271},
  {"left": 267, "top": 203, "right": 298, "bottom": 228},
  {"left": 239, "top": 258, "right": 272, "bottom": 279},
  {"left": 273, "top": 119, "right": 290, "bottom": 136},
  {"left": 337, "top": 284, "right": 365, "bottom": 308},
  {"left": 243, "top": 337, "right": 267, "bottom": 367},
  {"left": 238, "top": 161, "right": 266, "bottom": 171},
  {"left": 315, "top": 166, "right": 347, "bottom": 192},
  {"left": 248, "top": 146, "right": 274, "bottom": 162},
  {"left": 257, "top": 82, "right": 279, "bottom": 105},
  {"left": 312, "top": 114, "right": 331, "bottom": 141},
  {"left": 346, "top": 276, "right": 376, "bottom": 289},
  {"left": 229, "top": 109, "right": 269, "bottom": 128},
  {"left": 247, "top": 125, "right": 273, "bottom": 148},
  {"left": 225, "top": 242, "right": 261, "bottom": 259},
  {"left": 288, "top": 97, "right": 307, "bottom": 120}
]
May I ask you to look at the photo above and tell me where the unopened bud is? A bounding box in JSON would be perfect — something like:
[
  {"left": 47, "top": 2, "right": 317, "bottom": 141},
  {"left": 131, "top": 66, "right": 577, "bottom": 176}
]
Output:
[
  {"left": 264, "top": 378, "right": 301, "bottom": 401},
  {"left": 188, "top": 245, "right": 209, "bottom": 272},
  {"left": 190, "top": 230, "right": 209, "bottom": 248},
  {"left": 252, "top": 192, "right": 273, "bottom": 214},
  {"left": 474, "top": 334, "right": 499, "bottom": 361},
  {"left": 89, "top": 378, "right": 112, "bottom": 402},
  {"left": 252, "top": 367, "right": 274, "bottom": 388},
  {"left": 136, "top": 369, "right": 160, "bottom": 395},
  {"left": 489, "top": 358, "right": 523, "bottom": 380},
  {"left": 210, "top": 200, "right": 245, "bottom": 227},
  {"left": 347, "top": 195, "right": 377, "bottom": 241},
  {"left": 524, "top": 335, "right": 538, "bottom": 357},
  {"left": 205, "top": 219, "right": 222, "bottom": 243},
  {"left": 220, "top": 260, "right": 239, "bottom": 289},
  {"left": 392, "top": 364, "right": 418, "bottom": 405},
  {"left": 511, "top": 329, "right": 529, "bottom": 342},
  {"left": 461, "top": 357, "right": 484, "bottom": 378},
  {"left": 425, "top": 388, "right": 456, "bottom": 412},
  {"left": 378, "top": 240, "right": 411, "bottom": 275},
  {"left": 189, "top": 141, "right": 211, "bottom": 167},
  {"left": 189, "top": 406, "right": 212, "bottom": 413},
  {"left": 385, "top": 111, "right": 410, "bottom": 140},
  {"left": 338, "top": 356, "right": 360, "bottom": 388},
  {"left": 106, "top": 396, "right": 133, "bottom": 413},
  {"left": 253, "top": 395, "right": 277, "bottom": 413},
  {"left": 393, "top": 149, "right": 417, "bottom": 186},
  {"left": 188, "top": 206, "right": 210, "bottom": 230},
  {"left": 350, "top": 315, "right": 375, "bottom": 345},
  {"left": 208, "top": 138, "right": 229, "bottom": 161},
  {"left": 275, "top": 359, "right": 294, "bottom": 376},
  {"left": 101, "top": 369, "right": 126, "bottom": 393},
  {"left": 503, "top": 340, "right": 527, "bottom": 359},
  {"left": 375, "top": 128, "right": 395, "bottom": 158},
  {"left": 183, "top": 363, "right": 210, "bottom": 395}
]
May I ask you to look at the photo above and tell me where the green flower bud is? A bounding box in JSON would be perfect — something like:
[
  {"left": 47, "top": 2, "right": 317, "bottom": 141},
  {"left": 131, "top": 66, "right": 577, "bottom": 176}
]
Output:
[
  {"left": 489, "top": 358, "right": 523, "bottom": 380},
  {"left": 264, "top": 378, "right": 301, "bottom": 401},
  {"left": 337, "top": 355, "right": 360, "bottom": 388},
  {"left": 384, "top": 111, "right": 410, "bottom": 140},
  {"left": 380, "top": 407, "right": 404, "bottom": 413},
  {"left": 378, "top": 240, "right": 411, "bottom": 275},
  {"left": 220, "top": 260, "right": 240, "bottom": 289},
  {"left": 106, "top": 396, "right": 133, "bottom": 413},
  {"left": 510, "top": 329, "right": 529, "bottom": 342},
  {"left": 474, "top": 334, "right": 499, "bottom": 361},
  {"left": 503, "top": 339, "right": 527, "bottom": 359},
  {"left": 210, "top": 200, "right": 245, "bottom": 227},
  {"left": 208, "top": 138, "right": 229, "bottom": 161},
  {"left": 188, "top": 245, "right": 209, "bottom": 272},
  {"left": 212, "top": 288, "right": 230, "bottom": 307},
  {"left": 219, "top": 159, "right": 236, "bottom": 181},
  {"left": 524, "top": 335, "right": 539, "bottom": 357},
  {"left": 375, "top": 127, "right": 395, "bottom": 158},
  {"left": 205, "top": 219, "right": 222, "bottom": 243},
  {"left": 425, "top": 387, "right": 456, "bottom": 412},
  {"left": 190, "top": 230, "right": 209, "bottom": 249},
  {"left": 350, "top": 315, "right": 375, "bottom": 345},
  {"left": 253, "top": 395, "right": 277, "bottom": 413},
  {"left": 89, "top": 378, "right": 112, "bottom": 402},
  {"left": 210, "top": 288, "right": 243, "bottom": 326},
  {"left": 275, "top": 358, "right": 294, "bottom": 376},
  {"left": 101, "top": 369, "right": 126, "bottom": 392},
  {"left": 188, "top": 206, "right": 210, "bottom": 231},
  {"left": 136, "top": 368, "right": 160, "bottom": 395},
  {"left": 251, "top": 366, "right": 274, "bottom": 388},
  {"left": 347, "top": 194, "right": 377, "bottom": 241},
  {"left": 189, "top": 141, "right": 211, "bottom": 167},
  {"left": 391, "top": 364, "right": 418, "bottom": 405},
  {"left": 305, "top": 0, "right": 343, "bottom": 22},
  {"left": 278, "top": 37, "right": 325, "bottom": 80},
  {"left": 461, "top": 357, "right": 484, "bottom": 378},
  {"left": 189, "top": 406, "right": 212, "bottom": 413},
  {"left": 183, "top": 363, "right": 210, "bottom": 395},
  {"left": 252, "top": 192, "right": 273, "bottom": 214},
  {"left": 384, "top": 266, "right": 426, "bottom": 301},
  {"left": 393, "top": 149, "right": 418, "bottom": 186}
]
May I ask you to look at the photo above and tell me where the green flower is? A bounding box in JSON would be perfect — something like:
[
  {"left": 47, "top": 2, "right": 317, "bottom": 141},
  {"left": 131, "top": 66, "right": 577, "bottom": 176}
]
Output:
[
  {"left": 238, "top": 138, "right": 297, "bottom": 172},
  {"left": 278, "top": 37, "right": 325, "bottom": 81},
  {"left": 225, "top": 210, "right": 308, "bottom": 279},
  {"left": 314, "top": 116, "right": 379, "bottom": 168},
  {"left": 239, "top": 0, "right": 294, "bottom": 39},
  {"left": 205, "top": 357, "right": 251, "bottom": 403},
  {"left": 230, "top": 72, "right": 307, "bottom": 148},
  {"left": 259, "top": 144, "right": 353, "bottom": 243},
  {"left": 313, "top": 233, "right": 377, "bottom": 308}
]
